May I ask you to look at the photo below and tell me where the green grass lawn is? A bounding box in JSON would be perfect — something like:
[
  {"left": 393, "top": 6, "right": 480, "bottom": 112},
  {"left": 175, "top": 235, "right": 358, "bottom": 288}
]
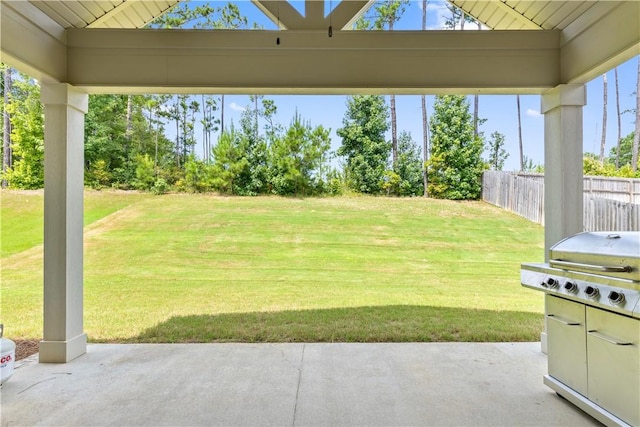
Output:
[
  {"left": 0, "top": 190, "right": 151, "bottom": 257},
  {"left": 1, "top": 191, "right": 545, "bottom": 343}
]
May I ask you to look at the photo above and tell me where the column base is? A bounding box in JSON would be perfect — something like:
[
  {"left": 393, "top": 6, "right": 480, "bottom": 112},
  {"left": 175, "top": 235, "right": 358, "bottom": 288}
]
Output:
[{"left": 39, "top": 333, "right": 87, "bottom": 363}]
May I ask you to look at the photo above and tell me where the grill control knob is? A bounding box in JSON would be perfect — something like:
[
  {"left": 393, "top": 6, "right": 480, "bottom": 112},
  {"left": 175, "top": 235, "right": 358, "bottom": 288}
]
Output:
[
  {"left": 546, "top": 278, "right": 559, "bottom": 289},
  {"left": 608, "top": 291, "right": 625, "bottom": 305},
  {"left": 563, "top": 281, "right": 578, "bottom": 293},
  {"left": 585, "top": 286, "right": 600, "bottom": 299}
]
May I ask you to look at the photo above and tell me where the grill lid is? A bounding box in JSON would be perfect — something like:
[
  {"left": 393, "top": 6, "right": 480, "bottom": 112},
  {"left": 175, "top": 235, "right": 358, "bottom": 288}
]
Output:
[{"left": 549, "top": 231, "right": 640, "bottom": 281}]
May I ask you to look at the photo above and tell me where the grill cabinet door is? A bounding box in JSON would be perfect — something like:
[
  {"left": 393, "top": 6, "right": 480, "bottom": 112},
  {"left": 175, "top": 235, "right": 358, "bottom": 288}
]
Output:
[
  {"left": 586, "top": 307, "right": 640, "bottom": 427},
  {"left": 546, "top": 295, "right": 587, "bottom": 396}
]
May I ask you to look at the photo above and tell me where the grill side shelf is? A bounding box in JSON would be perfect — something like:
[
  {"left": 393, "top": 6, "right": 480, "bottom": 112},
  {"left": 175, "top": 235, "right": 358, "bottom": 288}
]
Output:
[{"left": 550, "top": 260, "right": 632, "bottom": 273}]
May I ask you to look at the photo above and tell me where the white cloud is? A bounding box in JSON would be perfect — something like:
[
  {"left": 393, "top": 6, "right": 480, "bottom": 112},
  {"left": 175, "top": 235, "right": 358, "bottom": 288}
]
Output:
[
  {"left": 430, "top": 2, "right": 451, "bottom": 29},
  {"left": 526, "top": 108, "right": 541, "bottom": 118},
  {"left": 229, "top": 102, "right": 246, "bottom": 112},
  {"left": 418, "top": 0, "right": 437, "bottom": 10}
]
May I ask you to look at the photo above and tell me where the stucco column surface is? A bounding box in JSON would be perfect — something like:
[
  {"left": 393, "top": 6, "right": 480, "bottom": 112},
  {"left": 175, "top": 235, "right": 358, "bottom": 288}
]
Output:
[
  {"left": 541, "top": 84, "right": 586, "bottom": 256},
  {"left": 39, "top": 83, "right": 88, "bottom": 363},
  {"left": 539, "top": 84, "right": 585, "bottom": 354}
]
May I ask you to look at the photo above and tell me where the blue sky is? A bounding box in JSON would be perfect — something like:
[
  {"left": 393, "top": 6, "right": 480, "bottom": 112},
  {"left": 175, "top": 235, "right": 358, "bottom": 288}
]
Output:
[{"left": 183, "top": 1, "right": 639, "bottom": 172}]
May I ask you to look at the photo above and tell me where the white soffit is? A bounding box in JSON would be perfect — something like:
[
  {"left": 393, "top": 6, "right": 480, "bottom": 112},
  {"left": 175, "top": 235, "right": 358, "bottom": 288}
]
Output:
[
  {"left": 28, "top": 0, "right": 180, "bottom": 29},
  {"left": 449, "top": 1, "right": 603, "bottom": 31},
  {"left": 25, "top": 0, "right": 616, "bottom": 32}
]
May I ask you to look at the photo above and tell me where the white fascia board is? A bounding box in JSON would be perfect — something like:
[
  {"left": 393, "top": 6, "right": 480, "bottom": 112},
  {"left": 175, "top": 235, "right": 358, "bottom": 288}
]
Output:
[
  {"left": 0, "top": 1, "right": 67, "bottom": 82},
  {"left": 66, "top": 28, "right": 560, "bottom": 94},
  {"left": 561, "top": 1, "right": 640, "bottom": 84}
]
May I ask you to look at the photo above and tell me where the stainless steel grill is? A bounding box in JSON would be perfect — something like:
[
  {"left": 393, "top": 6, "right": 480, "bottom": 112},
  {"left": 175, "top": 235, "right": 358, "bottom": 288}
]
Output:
[
  {"left": 521, "top": 231, "right": 640, "bottom": 427},
  {"left": 522, "top": 232, "right": 640, "bottom": 318}
]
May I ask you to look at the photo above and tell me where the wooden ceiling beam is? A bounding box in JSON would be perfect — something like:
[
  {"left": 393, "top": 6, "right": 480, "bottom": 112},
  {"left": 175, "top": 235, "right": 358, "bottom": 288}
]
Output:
[
  {"left": 251, "top": 0, "right": 304, "bottom": 30},
  {"left": 0, "top": 1, "right": 67, "bottom": 82},
  {"left": 561, "top": 1, "right": 640, "bottom": 83},
  {"left": 252, "top": 0, "right": 373, "bottom": 31},
  {"left": 330, "top": 1, "right": 374, "bottom": 30},
  {"left": 65, "top": 28, "right": 561, "bottom": 94}
]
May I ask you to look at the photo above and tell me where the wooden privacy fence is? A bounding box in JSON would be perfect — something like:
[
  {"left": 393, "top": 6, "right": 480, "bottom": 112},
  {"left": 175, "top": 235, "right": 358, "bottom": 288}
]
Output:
[
  {"left": 515, "top": 172, "right": 640, "bottom": 203},
  {"left": 482, "top": 171, "right": 545, "bottom": 224},
  {"left": 482, "top": 171, "right": 640, "bottom": 231}
]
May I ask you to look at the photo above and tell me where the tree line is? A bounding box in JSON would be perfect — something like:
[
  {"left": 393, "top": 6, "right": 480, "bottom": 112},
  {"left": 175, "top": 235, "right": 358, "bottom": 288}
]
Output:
[
  {"left": 0, "top": 69, "right": 488, "bottom": 198},
  {"left": 1, "top": 1, "right": 639, "bottom": 198}
]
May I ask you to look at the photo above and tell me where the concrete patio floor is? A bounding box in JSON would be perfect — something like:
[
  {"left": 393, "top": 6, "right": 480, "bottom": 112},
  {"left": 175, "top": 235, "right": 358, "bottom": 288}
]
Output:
[{"left": 1, "top": 342, "right": 600, "bottom": 426}]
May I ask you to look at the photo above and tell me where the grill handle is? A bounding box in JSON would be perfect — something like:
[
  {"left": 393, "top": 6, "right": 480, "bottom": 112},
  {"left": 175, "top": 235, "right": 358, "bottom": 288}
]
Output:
[
  {"left": 587, "top": 330, "right": 633, "bottom": 346},
  {"left": 546, "top": 314, "right": 581, "bottom": 326},
  {"left": 550, "top": 260, "right": 632, "bottom": 273}
]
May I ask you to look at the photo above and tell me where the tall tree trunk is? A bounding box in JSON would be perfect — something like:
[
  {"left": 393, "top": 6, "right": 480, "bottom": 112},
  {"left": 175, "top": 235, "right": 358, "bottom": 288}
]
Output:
[
  {"left": 422, "top": 0, "right": 428, "bottom": 32},
  {"left": 517, "top": 95, "right": 524, "bottom": 171},
  {"left": 182, "top": 99, "right": 188, "bottom": 160},
  {"left": 389, "top": 13, "right": 397, "bottom": 169},
  {"left": 175, "top": 96, "right": 180, "bottom": 167},
  {"left": 202, "top": 95, "right": 207, "bottom": 163},
  {"left": 615, "top": 67, "right": 622, "bottom": 168},
  {"left": 153, "top": 110, "right": 159, "bottom": 176},
  {"left": 207, "top": 97, "right": 211, "bottom": 163},
  {"left": 421, "top": 95, "right": 429, "bottom": 197},
  {"left": 599, "top": 73, "right": 608, "bottom": 163},
  {"left": 190, "top": 107, "right": 196, "bottom": 156},
  {"left": 220, "top": 94, "right": 225, "bottom": 135},
  {"left": 125, "top": 95, "right": 133, "bottom": 161},
  {"left": 473, "top": 22, "right": 481, "bottom": 139},
  {"left": 146, "top": 100, "right": 159, "bottom": 174},
  {"left": 126, "top": 95, "right": 133, "bottom": 139},
  {"left": 632, "top": 57, "right": 640, "bottom": 173},
  {"left": 390, "top": 96, "right": 398, "bottom": 168},
  {"left": 202, "top": 95, "right": 213, "bottom": 163},
  {"left": 421, "top": 0, "right": 429, "bottom": 197},
  {"left": 2, "top": 67, "right": 12, "bottom": 188},
  {"left": 473, "top": 95, "right": 479, "bottom": 139},
  {"left": 254, "top": 95, "right": 258, "bottom": 138}
]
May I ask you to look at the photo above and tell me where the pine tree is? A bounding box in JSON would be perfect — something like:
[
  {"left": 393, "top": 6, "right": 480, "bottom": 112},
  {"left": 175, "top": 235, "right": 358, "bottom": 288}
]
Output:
[
  {"left": 486, "top": 131, "right": 509, "bottom": 171},
  {"left": 337, "top": 95, "right": 390, "bottom": 194},
  {"left": 4, "top": 74, "right": 44, "bottom": 189},
  {"left": 395, "top": 131, "right": 424, "bottom": 196},
  {"left": 427, "top": 95, "right": 484, "bottom": 200}
]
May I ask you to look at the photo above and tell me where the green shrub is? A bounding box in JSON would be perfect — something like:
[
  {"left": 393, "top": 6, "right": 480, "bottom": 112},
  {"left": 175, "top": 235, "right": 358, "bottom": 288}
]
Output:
[{"left": 151, "top": 178, "right": 169, "bottom": 195}]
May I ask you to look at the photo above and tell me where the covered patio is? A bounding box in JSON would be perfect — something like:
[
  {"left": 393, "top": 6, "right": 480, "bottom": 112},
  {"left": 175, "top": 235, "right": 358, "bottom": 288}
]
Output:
[
  {"left": 0, "top": 0, "right": 638, "bottom": 425},
  {"left": 3, "top": 342, "right": 600, "bottom": 426},
  {"left": 2, "top": 0, "right": 638, "bottom": 363}
]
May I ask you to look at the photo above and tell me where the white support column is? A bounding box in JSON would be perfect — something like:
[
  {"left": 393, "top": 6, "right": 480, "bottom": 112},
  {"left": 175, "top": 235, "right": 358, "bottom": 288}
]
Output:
[
  {"left": 39, "top": 83, "right": 88, "bottom": 363},
  {"left": 540, "top": 84, "right": 585, "bottom": 354},
  {"left": 541, "top": 84, "right": 585, "bottom": 255}
]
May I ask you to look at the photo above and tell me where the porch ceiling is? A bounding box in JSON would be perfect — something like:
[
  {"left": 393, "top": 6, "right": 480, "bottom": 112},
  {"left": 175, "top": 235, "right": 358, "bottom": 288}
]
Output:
[
  {"left": 19, "top": 0, "right": 621, "bottom": 32},
  {"left": 29, "top": 0, "right": 180, "bottom": 29},
  {"left": 1, "top": 1, "right": 639, "bottom": 94}
]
